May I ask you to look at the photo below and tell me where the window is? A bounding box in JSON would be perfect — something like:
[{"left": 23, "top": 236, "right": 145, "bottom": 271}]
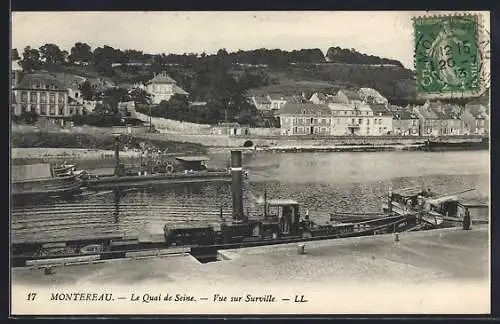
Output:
[
  {"left": 40, "top": 93, "right": 47, "bottom": 103},
  {"left": 367, "top": 119, "right": 370, "bottom": 125},
  {"left": 30, "top": 92, "right": 37, "bottom": 103},
  {"left": 21, "top": 91, "right": 28, "bottom": 103},
  {"left": 58, "top": 94, "right": 65, "bottom": 103},
  {"left": 30, "top": 104, "right": 37, "bottom": 112},
  {"left": 69, "top": 108, "right": 74, "bottom": 115},
  {"left": 344, "top": 111, "right": 347, "bottom": 115},
  {"left": 49, "top": 93, "right": 56, "bottom": 104},
  {"left": 49, "top": 104, "right": 56, "bottom": 115},
  {"left": 358, "top": 118, "right": 362, "bottom": 124},
  {"left": 40, "top": 105, "right": 47, "bottom": 115},
  {"left": 21, "top": 104, "right": 27, "bottom": 113},
  {"left": 59, "top": 104, "right": 65, "bottom": 115},
  {"left": 379, "top": 127, "right": 382, "bottom": 133},
  {"left": 367, "top": 127, "right": 370, "bottom": 134},
  {"left": 352, "top": 118, "right": 355, "bottom": 125}
]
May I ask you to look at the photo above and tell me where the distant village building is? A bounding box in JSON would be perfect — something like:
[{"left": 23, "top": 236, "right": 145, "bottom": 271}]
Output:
[
  {"left": 368, "top": 103, "right": 394, "bottom": 135},
  {"left": 328, "top": 102, "right": 376, "bottom": 136},
  {"left": 12, "top": 73, "right": 69, "bottom": 123},
  {"left": 11, "top": 60, "right": 23, "bottom": 89},
  {"left": 461, "top": 104, "right": 489, "bottom": 135},
  {"left": 389, "top": 105, "right": 421, "bottom": 136},
  {"left": 211, "top": 122, "right": 250, "bottom": 136},
  {"left": 251, "top": 96, "right": 272, "bottom": 111},
  {"left": 143, "top": 71, "right": 189, "bottom": 105},
  {"left": 413, "top": 105, "right": 440, "bottom": 136},
  {"left": 334, "top": 89, "right": 364, "bottom": 105},
  {"left": 279, "top": 103, "right": 332, "bottom": 136},
  {"left": 430, "top": 103, "right": 465, "bottom": 136}
]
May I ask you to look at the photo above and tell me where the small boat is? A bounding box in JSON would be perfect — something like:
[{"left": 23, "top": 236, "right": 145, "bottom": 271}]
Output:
[
  {"left": 381, "top": 187, "right": 478, "bottom": 228},
  {"left": 11, "top": 163, "right": 83, "bottom": 198},
  {"left": 52, "top": 162, "right": 90, "bottom": 180}
]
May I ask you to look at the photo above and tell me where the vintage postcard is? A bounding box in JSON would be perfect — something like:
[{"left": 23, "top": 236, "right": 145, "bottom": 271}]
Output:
[{"left": 10, "top": 11, "right": 490, "bottom": 316}]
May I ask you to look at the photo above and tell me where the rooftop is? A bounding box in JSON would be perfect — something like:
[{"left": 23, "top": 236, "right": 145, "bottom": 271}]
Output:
[
  {"left": 369, "top": 103, "right": 393, "bottom": 117},
  {"left": 149, "top": 71, "right": 177, "bottom": 84},
  {"left": 279, "top": 102, "right": 331, "bottom": 115},
  {"left": 14, "top": 73, "right": 66, "bottom": 91}
]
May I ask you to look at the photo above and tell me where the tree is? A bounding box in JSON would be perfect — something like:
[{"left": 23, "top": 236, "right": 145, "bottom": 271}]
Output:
[
  {"left": 129, "top": 88, "right": 152, "bottom": 105},
  {"left": 68, "top": 42, "right": 93, "bottom": 64},
  {"left": 39, "top": 43, "right": 66, "bottom": 65},
  {"left": 20, "top": 46, "right": 42, "bottom": 71},
  {"left": 79, "top": 80, "right": 95, "bottom": 100}
]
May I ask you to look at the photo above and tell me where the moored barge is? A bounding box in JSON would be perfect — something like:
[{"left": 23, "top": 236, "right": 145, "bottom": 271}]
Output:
[
  {"left": 82, "top": 135, "right": 232, "bottom": 190},
  {"left": 11, "top": 163, "right": 83, "bottom": 198}
]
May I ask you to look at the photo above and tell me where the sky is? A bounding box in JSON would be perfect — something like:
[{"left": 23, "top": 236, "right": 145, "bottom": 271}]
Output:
[{"left": 11, "top": 11, "right": 490, "bottom": 69}]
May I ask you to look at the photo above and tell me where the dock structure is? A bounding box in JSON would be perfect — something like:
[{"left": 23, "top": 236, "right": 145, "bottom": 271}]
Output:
[{"left": 13, "top": 225, "right": 488, "bottom": 285}]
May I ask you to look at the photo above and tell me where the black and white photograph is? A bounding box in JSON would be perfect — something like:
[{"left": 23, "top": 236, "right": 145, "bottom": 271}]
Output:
[{"left": 10, "top": 11, "right": 491, "bottom": 315}]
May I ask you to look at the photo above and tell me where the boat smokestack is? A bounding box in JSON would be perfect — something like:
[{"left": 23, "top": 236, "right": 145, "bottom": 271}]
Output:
[{"left": 231, "top": 150, "right": 244, "bottom": 222}]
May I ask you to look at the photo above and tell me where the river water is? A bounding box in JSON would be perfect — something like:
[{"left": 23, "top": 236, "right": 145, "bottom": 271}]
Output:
[{"left": 11, "top": 150, "right": 490, "bottom": 244}]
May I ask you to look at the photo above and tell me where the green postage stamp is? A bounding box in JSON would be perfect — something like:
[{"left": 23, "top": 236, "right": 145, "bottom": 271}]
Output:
[{"left": 413, "top": 13, "right": 490, "bottom": 99}]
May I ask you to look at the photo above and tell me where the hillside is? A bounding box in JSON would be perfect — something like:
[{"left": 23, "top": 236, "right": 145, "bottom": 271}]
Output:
[{"left": 16, "top": 44, "right": 489, "bottom": 108}]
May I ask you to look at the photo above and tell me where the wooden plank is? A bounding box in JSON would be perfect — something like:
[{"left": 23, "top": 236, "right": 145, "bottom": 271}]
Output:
[{"left": 26, "top": 255, "right": 100, "bottom": 266}]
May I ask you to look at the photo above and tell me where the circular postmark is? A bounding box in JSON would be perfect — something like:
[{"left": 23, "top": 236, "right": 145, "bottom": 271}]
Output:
[{"left": 413, "top": 13, "right": 490, "bottom": 100}]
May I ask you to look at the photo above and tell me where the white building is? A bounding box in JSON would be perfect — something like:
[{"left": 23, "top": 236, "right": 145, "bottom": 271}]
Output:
[{"left": 144, "top": 71, "right": 189, "bottom": 105}]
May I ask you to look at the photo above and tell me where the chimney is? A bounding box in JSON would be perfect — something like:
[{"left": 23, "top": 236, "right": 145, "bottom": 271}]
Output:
[{"left": 231, "top": 150, "right": 244, "bottom": 222}]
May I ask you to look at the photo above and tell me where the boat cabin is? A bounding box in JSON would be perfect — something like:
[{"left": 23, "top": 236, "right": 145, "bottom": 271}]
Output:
[
  {"left": 265, "top": 199, "right": 301, "bottom": 236},
  {"left": 425, "top": 196, "right": 466, "bottom": 218},
  {"left": 174, "top": 156, "right": 209, "bottom": 172}
]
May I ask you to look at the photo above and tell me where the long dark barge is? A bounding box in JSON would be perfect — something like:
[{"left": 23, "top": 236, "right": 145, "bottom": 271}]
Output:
[
  {"left": 422, "top": 137, "right": 489, "bottom": 151},
  {"left": 11, "top": 150, "right": 480, "bottom": 268},
  {"left": 82, "top": 136, "right": 232, "bottom": 190}
]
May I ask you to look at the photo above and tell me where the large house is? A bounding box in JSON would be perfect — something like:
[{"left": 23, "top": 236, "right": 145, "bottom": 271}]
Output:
[
  {"left": 328, "top": 102, "right": 375, "bottom": 135},
  {"left": 143, "top": 71, "right": 189, "bottom": 104},
  {"left": 279, "top": 103, "right": 332, "bottom": 136},
  {"left": 12, "top": 73, "right": 69, "bottom": 121}
]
